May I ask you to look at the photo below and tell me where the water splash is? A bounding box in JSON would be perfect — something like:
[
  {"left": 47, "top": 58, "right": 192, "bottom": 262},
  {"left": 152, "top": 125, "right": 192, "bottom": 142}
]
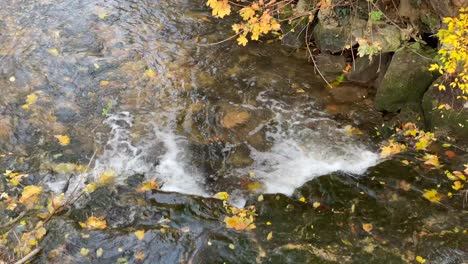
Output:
[{"left": 241, "top": 93, "right": 380, "bottom": 195}]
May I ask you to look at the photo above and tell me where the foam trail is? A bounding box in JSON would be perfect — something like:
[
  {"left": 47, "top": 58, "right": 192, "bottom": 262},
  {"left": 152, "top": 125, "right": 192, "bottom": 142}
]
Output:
[{"left": 64, "top": 112, "right": 206, "bottom": 197}]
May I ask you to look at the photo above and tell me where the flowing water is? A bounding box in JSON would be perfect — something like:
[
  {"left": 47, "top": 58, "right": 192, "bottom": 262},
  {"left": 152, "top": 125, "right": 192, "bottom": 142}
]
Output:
[{"left": 0, "top": 0, "right": 466, "bottom": 263}]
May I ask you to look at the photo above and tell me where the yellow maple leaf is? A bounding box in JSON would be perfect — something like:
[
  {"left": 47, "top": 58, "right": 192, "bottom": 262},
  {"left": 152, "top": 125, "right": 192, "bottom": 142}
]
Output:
[
  {"left": 54, "top": 135, "right": 70, "bottom": 146},
  {"left": 422, "top": 189, "right": 442, "bottom": 203},
  {"left": 208, "top": 0, "right": 231, "bottom": 18},
  {"left": 237, "top": 35, "right": 248, "bottom": 46},
  {"left": 134, "top": 230, "right": 145, "bottom": 240},
  {"left": 79, "top": 216, "right": 107, "bottom": 230},
  {"left": 240, "top": 7, "right": 255, "bottom": 21},
  {"left": 19, "top": 185, "right": 42, "bottom": 209}
]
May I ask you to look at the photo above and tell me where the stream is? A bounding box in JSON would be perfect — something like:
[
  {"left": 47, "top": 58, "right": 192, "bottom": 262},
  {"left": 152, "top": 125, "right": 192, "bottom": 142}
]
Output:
[{"left": 0, "top": 0, "right": 467, "bottom": 263}]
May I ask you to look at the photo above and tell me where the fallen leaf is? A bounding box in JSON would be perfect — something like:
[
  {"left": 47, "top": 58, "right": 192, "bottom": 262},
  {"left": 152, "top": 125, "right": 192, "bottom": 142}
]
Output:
[
  {"left": 423, "top": 154, "right": 440, "bottom": 168},
  {"left": 100, "top": 80, "right": 110, "bottom": 87},
  {"left": 80, "top": 248, "right": 89, "bottom": 256},
  {"left": 134, "top": 251, "right": 145, "bottom": 261},
  {"left": 54, "top": 135, "right": 70, "bottom": 146},
  {"left": 213, "top": 192, "right": 229, "bottom": 201},
  {"left": 416, "top": 256, "right": 426, "bottom": 263},
  {"left": 96, "top": 248, "right": 103, "bottom": 258},
  {"left": 399, "top": 180, "right": 411, "bottom": 191},
  {"left": 79, "top": 216, "right": 107, "bottom": 230},
  {"left": 312, "top": 202, "right": 321, "bottom": 209},
  {"left": 134, "top": 230, "right": 145, "bottom": 241},
  {"left": 144, "top": 69, "right": 157, "bottom": 78},
  {"left": 362, "top": 223, "right": 373, "bottom": 233},
  {"left": 266, "top": 231, "right": 273, "bottom": 241},
  {"left": 452, "top": 181, "right": 464, "bottom": 191},
  {"left": 48, "top": 48, "right": 59, "bottom": 55},
  {"left": 444, "top": 150, "right": 456, "bottom": 159},
  {"left": 422, "top": 189, "right": 442, "bottom": 203},
  {"left": 136, "top": 179, "right": 158, "bottom": 193},
  {"left": 19, "top": 185, "right": 42, "bottom": 209},
  {"left": 224, "top": 215, "right": 255, "bottom": 231}
]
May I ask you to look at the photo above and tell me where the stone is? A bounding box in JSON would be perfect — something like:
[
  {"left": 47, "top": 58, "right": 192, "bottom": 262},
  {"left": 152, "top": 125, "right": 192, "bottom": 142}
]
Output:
[
  {"left": 422, "top": 77, "right": 468, "bottom": 141},
  {"left": 329, "top": 84, "right": 368, "bottom": 103},
  {"left": 226, "top": 143, "right": 254, "bottom": 168},
  {"left": 313, "top": 18, "right": 366, "bottom": 53},
  {"left": 315, "top": 54, "right": 347, "bottom": 75},
  {"left": 375, "top": 44, "right": 437, "bottom": 112},
  {"left": 347, "top": 53, "right": 392, "bottom": 84}
]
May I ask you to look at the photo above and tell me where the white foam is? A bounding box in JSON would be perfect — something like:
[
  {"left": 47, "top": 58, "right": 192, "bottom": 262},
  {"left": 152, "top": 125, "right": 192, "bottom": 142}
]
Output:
[
  {"left": 240, "top": 94, "right": 379, "bottom": 195},
  {"left": 65, "top": 112, "right": 206, "bottom": 197}
]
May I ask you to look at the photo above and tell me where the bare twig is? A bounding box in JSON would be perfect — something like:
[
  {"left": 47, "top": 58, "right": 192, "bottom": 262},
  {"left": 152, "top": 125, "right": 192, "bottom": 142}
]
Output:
[{"left": 14, "top": 247, "right": 42, "bottom": 264}]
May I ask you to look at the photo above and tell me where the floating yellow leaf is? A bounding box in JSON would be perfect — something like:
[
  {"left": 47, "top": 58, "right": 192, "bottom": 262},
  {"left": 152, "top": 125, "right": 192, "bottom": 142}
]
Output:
[
  {"left": 213, "top": 192, "right": 229, "bottom": 201},
  {"left": 299, "top": 197, "right": 306, "bottom": 203},
  {"left": 313, "top": 202, "right": 321, "bottom": 209},
  {"left": 416, "top": 256, "right": 426, "bottom": 263},
  {"left": 144, "top": 69, "right": 157, "bottom": 78},
  {"left": 362, "top": 223, "right": 373, "bottom": 233},
  {"left": 380, "top": 140, "right": 406, "bottom": 158},
  {"left": 80, "top": 248, "right": 89, "bottom": 256},
  {"left": 266, "top": 231, "right": 273, "bottom": 241},
  {"left": 48, "top": 48, "right": 59, "bottom": 55},
  {"left": 422, "top": 189, "right": 442, "bottom": 203},
  {"left": 100, "top": 80, "right": 110, "bottom": 87},
  {"left": 134, "top": 230, "right": 145, "bottom": 241},
  {"left": 79, "top": 216, "right": 107, "bottom": 230},
  {"left": 96, "top": 248, "right": 104, "bottom": 258},
  {"left": 423, "top": 154, "right": 440, "bottom": 168},
  {"left": 54, "top": 135, "right": 70, "bottom": 146},
  {"left": 26, "top": 93, "right": 38, "bottom": 105},
  {"left": 452, "top": 181, "right": 464, "bottom": 190},
  {"left": 19, "top": 185, "right": 42, "bottom": 209},
  {"left": 136, "top": 179, "right": 158, "bottom": 193},
  {"left": 98, "top": 12, "right": 108, "bottom": 19},
  {"left": 134, "top": 251, "right": 145, "bottom": 261}
]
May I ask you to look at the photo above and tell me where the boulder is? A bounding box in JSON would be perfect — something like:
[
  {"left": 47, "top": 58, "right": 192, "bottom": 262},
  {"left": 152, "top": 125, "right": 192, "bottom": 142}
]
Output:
[
  {"left": 347, "top": 53, "right": 392, "bottom": 84},
  {"left": 313, "top": 18, "right": 366, "bottom": 53},
  {"left": 375, "top": 44, "right": 437, "bottom": 112},
  {"left": 422, "top": 77, "right": 468, "bottom": 141}
]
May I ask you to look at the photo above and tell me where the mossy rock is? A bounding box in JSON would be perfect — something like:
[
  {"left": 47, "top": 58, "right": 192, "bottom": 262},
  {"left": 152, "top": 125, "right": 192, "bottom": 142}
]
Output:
[
  {"left": 422, "top": 77, "right": 468, "bottom": 142},
  {"left": 375, "top": 44, "right": 438, "bottom": 112}
]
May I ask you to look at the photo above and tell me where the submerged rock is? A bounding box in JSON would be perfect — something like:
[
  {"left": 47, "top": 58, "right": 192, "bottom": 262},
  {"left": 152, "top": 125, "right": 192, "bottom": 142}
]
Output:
[{"left": 375, "top": 44, "right": 437, "bottom": 112}]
